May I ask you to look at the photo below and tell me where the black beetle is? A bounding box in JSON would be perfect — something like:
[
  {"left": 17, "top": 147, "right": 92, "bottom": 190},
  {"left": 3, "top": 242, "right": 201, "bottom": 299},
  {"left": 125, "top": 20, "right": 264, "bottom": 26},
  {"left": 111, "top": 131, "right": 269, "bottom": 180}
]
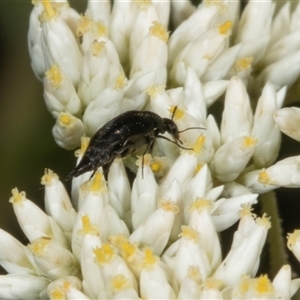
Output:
[{"left": 66, "top": 109, "right": 203, "bottom": 180}]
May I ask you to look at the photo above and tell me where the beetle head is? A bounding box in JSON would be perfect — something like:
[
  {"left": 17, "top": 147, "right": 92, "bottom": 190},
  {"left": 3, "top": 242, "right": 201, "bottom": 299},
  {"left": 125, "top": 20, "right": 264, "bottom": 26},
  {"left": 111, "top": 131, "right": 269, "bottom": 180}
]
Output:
[
  {"left": 163, "top": 118, "right": 180, "bottom": 141},
  {"left": 65, "top": 155, "right": 95, "bottom": 180}
]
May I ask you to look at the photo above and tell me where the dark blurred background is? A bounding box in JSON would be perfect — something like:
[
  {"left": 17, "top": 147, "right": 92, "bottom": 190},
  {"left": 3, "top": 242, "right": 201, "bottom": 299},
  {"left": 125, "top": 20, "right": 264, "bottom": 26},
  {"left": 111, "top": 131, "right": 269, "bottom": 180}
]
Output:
[{"left": 0, "top": 0, "right": 300, "bottom": 295}]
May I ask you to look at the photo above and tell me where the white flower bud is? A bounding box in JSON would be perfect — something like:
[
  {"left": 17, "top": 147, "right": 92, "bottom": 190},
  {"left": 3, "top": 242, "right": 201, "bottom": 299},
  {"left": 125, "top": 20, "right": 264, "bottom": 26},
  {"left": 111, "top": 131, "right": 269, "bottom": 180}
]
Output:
[
  {"left": 43, "top": 64, "right": 82, "bottom": 118},
  {"left": 130, "top": 21, "right": 168, "bottom": 88},
  {"left": 47, "top": 276, "right": 87, "bottom": 300},
  {"left": 252, "top": 82, "right": 281, "bottom": 167},
  {"left": 41, "top": 169, "right": 77, "bottom": 241},
  {"left": 288, "top": 230, "right": 300, "bottom": 264},
  {"left": 269, "top": 2, "right": 290, "bottom": 46},
  {"left": 131, "top": 155, "right": 158, "bottom": 229},
  {"left": 210, "top": 136, "right": 257, "bottom": 182},
  {"left": 213, "top": 213, "right": 271, "bottom": 286},
  {"left": 153, "top": 0, "right": 170, "bottom": 28},
  {"left": 256, "top": 50, "right": 300, "bottom": 91},
  {"left": 183, "top": 68, "right": 206, "bottom": 123},
  {"left": 170, "top": 0, "right": 196, "bottom": 29},
  {"left": 206, "top": 115, "right": 221, "bottom": 152},
  {"left": 235, "top": 0, "right": 274, "bottom": 43},
  {"left": 272, "top": 265, "right": 293, "bottom": 300},
  {"left": 241, "top": 156, "right": 300, "bottom": 193},
  {"left": 39, "top": 3, "right": 82, "bottom": 86},
  {"left": 110, "top": 274, "right": 140, "bottom": 299},
  {"left": 212, "top": 194, "right": 258, "bottom": 232},
  {"left": 9, "top": 188, "right": 68, "bottom": 247},
  {"left": 221, "top": 76, "right": 253, "bottom": 143},
  {"left": 28, "top": 237, "right": 79, "bottom": 280},
  {"left": 140, "top": 248, "right": 176, "bottom": 299},
  {"left": 108, "top": 159, "right": 131, "bottom": 228},
  {"left": 274, "top": 107, "right": 300, "bottom": 142},
  {"left": 52, "top": 113, "right": 85, "bottom": 150},
  {"left": 202, "top": 43, "right": 241, "bottom": 82},
  {"left": 28, "top": 2, "right": 46, "bottom": 80},
  {"left": 86, "top": 0, "right": 111, "bottom": 26},
  {"left": 168, "top": 3, "right": 218, "bottom": 68},
  {"left": 189, "top": 199, "right": 221, "bottom": 272},
  {"left": 81, "top": 235, "right": 108, "bottom": 299},
  {"left": 93, "top": 243, "right": 138, "bottom": 294},
  {"left": 177, "top": 266, "right": 202, "bottom": 300},
  {"left": 160, "top": 153, "right": 197, "bottom": 195},
  {"left": 261, "top": 29, "right": 300, "bottom": 69},
  {"left": 129, "top": 4, "right": 160, "bottom": 64},
  {"left": 129, "top": 199, "right": 179, "bottom": 256},
  {"left": 203, "top": 80, "right": 229, "bottom": 107},
  {"left": 173, "top": 226, "right": 211, "bottom": 289},
  {"left": 0, "top": 274, "right": 49, "bottom": 300},
  {"left": 0, "top": 229, "right": 35, "bottom": 276},
  {"left": 78, "top": 40, "right": 124, "bottom": 107}
]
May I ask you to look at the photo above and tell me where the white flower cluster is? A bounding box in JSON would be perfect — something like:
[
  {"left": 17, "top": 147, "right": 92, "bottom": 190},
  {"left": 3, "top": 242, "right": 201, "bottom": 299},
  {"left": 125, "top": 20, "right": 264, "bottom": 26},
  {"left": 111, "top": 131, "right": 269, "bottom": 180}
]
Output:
[
  {"left": 0, "top": 0, "right": 298, "bottom": 298},
  {"left": 0, "top": 166, "right": 299, "bottom": 299}
]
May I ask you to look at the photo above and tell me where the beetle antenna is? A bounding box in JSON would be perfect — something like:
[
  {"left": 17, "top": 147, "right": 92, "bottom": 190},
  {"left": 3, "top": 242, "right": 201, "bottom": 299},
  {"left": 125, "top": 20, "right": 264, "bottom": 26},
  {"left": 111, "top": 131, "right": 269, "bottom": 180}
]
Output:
[
  {"left": 171, "top": 106, "right": 178, "bottom": 120},
  {"left": 178, "top": 126, "right": 206, "bottom": 133},
  {"left": 156, "top": 134, "right": 193, "bottom": 151}
]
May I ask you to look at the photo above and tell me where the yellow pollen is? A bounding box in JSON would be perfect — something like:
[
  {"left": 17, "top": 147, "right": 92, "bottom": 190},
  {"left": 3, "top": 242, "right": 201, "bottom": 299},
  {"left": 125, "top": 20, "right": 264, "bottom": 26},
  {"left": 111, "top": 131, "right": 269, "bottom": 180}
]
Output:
[
  {"left": 187, "top": 266, "right": 202, "bottom": 284},
  {"left": 95, "top": 21, "right": 109, "bottom": 37},
  {"left": 58, "top": 112, "right": 74, "bottom": 127},
  {"left": 120, "top": 241, "right": 137, "bottom": 259},
  {"left": 108, "top": 234, "right": 128, "bottom": 248},
  {"left": 39, "top": 0, "right": 59, "bottom": 21},
  {"left": 234, "top": 57, "right": 253, "bottom": 72},
  {"left": 41, "top": 169, "right": 58, "bottom": 186},
  {"left": 45, "top": 64, "right": 64, "bottom": 88},
  {"left": 195, "top": 163, "right": 204, "bottom": 174},
  {"left": 193, "top": 135, "right": 206, "bottom": 154},
  {"left": 180, "top": 225, "right": 199, "bottom": 242},
  {"left": 93, "top": 243, "right": 115, "bottom": 264},
  {"left": 203, "top": 277, "right": 223, "bottom": 290},
  {"left": 90, "top": 40, "right": 106, "bottom": 57},
  {"left": 9, "top": 188, "right": 26, "bottom": 204},
  {"left": 63, "top": 281, "right": 71, "bottom": 291},
  {"left": 159, "top": 199, "right": 179, "bottom": 214},
  {"left": 168, "top": 105, "right": 185, "bottom": 120},
  {"left": 143, "top": 248, "right": 157, "bottom": 267},
  {"left": 287, "top": 230, "right": 300, "bottom": 250},
  {"left": 204, "top": 0, "right": 227, "bottom": 13},
  {"left": 90, "top": 172, "right": 104, "bottom": 192},
  {"left": 50, "top": 287, "right": 65, "bottom": 300},
  {"left": 254, "top": 275, "right": 274, "bottom": 295},
  {"left": 150, "top": 161, "right": 161, "bottom": 172},
  {"left": 256, "top": 213, "right": 271, "bottom": 229},
  {"left": 75, "top": 137, "right": 90, "bottom": 157},
  {"left": 149, "top": 21, "right": 169, "bottom": 42},
  {"left": 111, "top": 274, "right": 130, "bottom": 292},
  {"left": 237, "top": 275, "right": 251, "bottom": 294},
  {"left": 78, "top": 215, "right": 100, "bottom": 236},
  {"left": 146, "top": 85, "right": 165, "bottom": 97},
  {"left": 135, "top": 0, "right": 151, "bottom": 10},
  {"left": 114, "top": 72, "right": 127, "bottom": 90},
  {"left": 218, "top": 20, "right": 233, "bottom": 35},
  {"left": 239, "top": 203, "right": 256, "bottom": 219},
  {"left": 76, "top": 15, "right": 93, "bottom": 36},
  {"left": 258, "top": 169, "right": 271, "bottom": 184},
  {"left": 30, "top": 237, "right": 51, "bottom": 256},
  {"left": 242, "top": 136, "right": 257, "bottom": 149},
  {"left": 189, "top": 198, "right": 213, "bottom": 213}
]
